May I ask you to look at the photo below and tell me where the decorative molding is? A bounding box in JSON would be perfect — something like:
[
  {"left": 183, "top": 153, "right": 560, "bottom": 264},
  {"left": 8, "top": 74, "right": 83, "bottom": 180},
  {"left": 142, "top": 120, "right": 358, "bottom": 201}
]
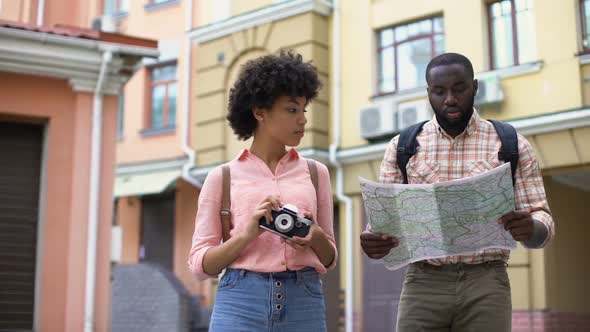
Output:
[
  {"left": 144, "top": 0, "right": 180, "bottom": 12},
  {"left": 336, "top": 142, "right": 390, "bottom": 165},
  {"left": 116, "top": 156, "right": 188, "bottom": 175},
  {"left": 372, "top": 87, "right": 427, "bottom": 105},
  {"left": 187, "top": 0, "right": 332, "bottom": 43},
  {"left": 509, "top": 108, "right": 590, "bottom": 136},
  {"left": 139, "top": 126, "right": 177, "bottom": 137},
  {"left": 337, "top": 108, "right": 590, "bottom": 165},
  {"left": 579, "top": 53, "right": 590, "bottom": 65},
  {"left": 0, "top": 27, "right": 158, "bottom": 95},
  {"left": 187, "top": 108, "right": 590, "bottom": 173},
  {"left": 486, "top": 61, "right": 543, "bottom": 80},
  {"left": 189, "top": 164, "right": 217, "bottom": 183},
  {"left": 299, "top": 148, "right": 330, "bottom": 164}
]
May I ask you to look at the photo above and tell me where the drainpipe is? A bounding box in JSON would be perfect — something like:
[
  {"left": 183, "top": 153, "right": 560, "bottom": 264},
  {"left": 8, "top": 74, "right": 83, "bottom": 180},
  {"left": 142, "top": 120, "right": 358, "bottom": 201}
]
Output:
[
  {"left": 84, "top": 50, "right": 112, "bottom": 332},
  {"left": 328, "top": 0, "right": 354, "bottom": 331},
  {"left": 36, "top": 0, "right": 45, "bottom": 26},
  {"left": 181, "top": 0, "right": 200, "bottom": 187}
]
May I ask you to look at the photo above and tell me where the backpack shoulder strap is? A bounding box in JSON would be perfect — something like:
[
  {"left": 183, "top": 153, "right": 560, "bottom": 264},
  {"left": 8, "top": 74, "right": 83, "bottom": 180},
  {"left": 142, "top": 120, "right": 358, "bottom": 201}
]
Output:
[
  {"left": 220, "top": 164, "right": 232, "bottom": 242},
  {"left": 489, "top": 120, "right": 519, "bottom": 185},
  {"left": 396, "top": 121, "right": 428, "bottom": 184},
  {"left": 306, "top": 159, "right": 320, "bottom": 218},
  {"left": 306, "top": 159, "right": 319, "bottom": 195}
]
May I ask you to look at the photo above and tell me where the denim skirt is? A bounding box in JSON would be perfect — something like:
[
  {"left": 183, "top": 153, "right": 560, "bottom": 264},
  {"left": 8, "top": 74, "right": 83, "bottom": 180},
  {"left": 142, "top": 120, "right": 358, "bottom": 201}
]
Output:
[{"left": 209, "top": 267, "right": 327, "bottom": 332}]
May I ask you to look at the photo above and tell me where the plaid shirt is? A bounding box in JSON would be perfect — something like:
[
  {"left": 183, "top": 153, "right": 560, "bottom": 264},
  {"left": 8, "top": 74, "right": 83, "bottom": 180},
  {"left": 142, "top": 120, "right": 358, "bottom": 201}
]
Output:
[{"left": 379, "top": 109, "right": 554, "bottom": 265}]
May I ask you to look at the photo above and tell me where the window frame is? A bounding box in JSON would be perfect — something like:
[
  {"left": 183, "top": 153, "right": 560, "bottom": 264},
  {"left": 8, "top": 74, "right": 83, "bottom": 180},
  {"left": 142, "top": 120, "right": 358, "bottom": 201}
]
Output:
[
  {"left": 144, "top": 0, "right": 180, "bottom": 11},
  {"left": 105, "top": 0, "right": 128, "bottom": 15},
  {"left": 143, "top": 61, "right": 178, "bottom": 135},
  {"left": 375, "top": 16, "right": 445, "bottom": 96},
  {"left": 580, "top": 0, "right": 590, "bottom": 53},
  {"left": 487, "top": 0, "right": 536, "bottom": 69}
]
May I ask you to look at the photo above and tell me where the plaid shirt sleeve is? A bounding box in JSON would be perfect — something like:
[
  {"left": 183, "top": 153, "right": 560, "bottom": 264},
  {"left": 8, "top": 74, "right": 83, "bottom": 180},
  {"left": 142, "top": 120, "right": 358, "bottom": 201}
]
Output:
[
  {"left": 379, "top": 136, "right": 404, "bottom": 185},
  {"left": 367, "top": 137, "right": 404, "bottom": 233},
  {"left": 514, "top": 134, "right": 555, "bottom": 248}
]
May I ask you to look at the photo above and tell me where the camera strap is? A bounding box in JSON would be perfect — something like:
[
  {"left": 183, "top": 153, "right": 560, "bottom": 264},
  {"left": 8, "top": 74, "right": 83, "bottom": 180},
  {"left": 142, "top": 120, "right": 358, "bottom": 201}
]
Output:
[{"left": 219, "top": 159, "right": 320, "bottom": 242}]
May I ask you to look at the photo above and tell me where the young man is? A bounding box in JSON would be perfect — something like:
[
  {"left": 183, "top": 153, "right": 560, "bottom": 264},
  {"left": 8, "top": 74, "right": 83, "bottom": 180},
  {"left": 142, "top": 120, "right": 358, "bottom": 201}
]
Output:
[{"left": 360, "top": 53, "right": 554, "bottom": 331}]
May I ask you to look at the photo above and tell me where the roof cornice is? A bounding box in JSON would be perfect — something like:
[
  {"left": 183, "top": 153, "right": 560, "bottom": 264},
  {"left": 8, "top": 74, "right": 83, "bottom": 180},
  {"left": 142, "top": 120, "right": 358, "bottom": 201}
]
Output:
[
  {"left": 0, "top": 27, "right": 158, "bottom": 95},
  {"left": 187, "top": 0, "right": 332, "bottom": 43}
]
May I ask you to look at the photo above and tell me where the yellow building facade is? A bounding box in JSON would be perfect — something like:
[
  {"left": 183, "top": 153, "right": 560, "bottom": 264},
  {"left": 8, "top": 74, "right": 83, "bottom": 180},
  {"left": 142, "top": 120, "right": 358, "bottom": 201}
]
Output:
[{"left": 188, "top": 0, "right": 590, "bottom": 331}]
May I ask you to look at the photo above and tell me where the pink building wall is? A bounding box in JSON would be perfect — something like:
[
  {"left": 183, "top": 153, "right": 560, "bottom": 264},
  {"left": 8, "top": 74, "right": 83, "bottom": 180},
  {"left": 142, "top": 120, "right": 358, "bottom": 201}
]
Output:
[{"left": 0, "top": 72, "right": 117, "bottom": 331}]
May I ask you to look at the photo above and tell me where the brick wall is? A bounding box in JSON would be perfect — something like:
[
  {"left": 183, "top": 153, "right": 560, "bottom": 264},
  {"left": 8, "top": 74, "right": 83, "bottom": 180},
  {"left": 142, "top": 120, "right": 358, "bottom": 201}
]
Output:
[
  {"left": 512, "top": 310, "right": 590, "bottom": 332},
  {"left": 111, "top": 263, "right": 209, "bottom": 332}
]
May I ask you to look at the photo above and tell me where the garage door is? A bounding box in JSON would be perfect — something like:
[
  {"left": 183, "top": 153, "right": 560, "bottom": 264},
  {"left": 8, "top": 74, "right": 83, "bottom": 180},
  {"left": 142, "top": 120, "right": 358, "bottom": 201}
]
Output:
[
  {"left": 140, "top": 192, "right": 175, "bottom": 270},
  {"left": 0, "top": 121, "right": 43, "bottom": 331}
]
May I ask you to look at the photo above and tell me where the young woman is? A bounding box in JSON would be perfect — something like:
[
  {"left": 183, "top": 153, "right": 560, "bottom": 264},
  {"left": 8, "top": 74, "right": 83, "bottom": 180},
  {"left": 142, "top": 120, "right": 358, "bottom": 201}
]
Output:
[{"left": 188, "top": 50, "right": 337, "bottom": 331}]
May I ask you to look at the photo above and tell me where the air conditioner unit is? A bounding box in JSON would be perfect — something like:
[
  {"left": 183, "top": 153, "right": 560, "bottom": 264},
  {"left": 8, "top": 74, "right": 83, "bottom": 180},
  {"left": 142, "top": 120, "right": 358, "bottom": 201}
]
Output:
[
  {"left": 359, "top": 101, "right": 397, "bottom": 139},
  {"left": 91, "top": 15, "right": 117, "bottom": 33},
  {"left": 397, "top": 99, "right": 433, "bottom": 131},
  {"left": 475, "top": 73, "right": 504, "bottom": 106}
]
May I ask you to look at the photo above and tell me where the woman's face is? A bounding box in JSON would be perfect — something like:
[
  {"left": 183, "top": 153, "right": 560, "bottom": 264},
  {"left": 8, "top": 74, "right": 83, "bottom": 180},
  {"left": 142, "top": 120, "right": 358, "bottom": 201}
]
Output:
[{"left": 254, "top": 95, "right": 308, "bottom": 147}]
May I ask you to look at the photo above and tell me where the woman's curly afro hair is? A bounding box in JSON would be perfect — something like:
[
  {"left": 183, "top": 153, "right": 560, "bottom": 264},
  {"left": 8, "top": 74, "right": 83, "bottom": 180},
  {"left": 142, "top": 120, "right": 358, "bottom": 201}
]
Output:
[{"left": 226, "top": 49, "right": 321, "bottom": 140}]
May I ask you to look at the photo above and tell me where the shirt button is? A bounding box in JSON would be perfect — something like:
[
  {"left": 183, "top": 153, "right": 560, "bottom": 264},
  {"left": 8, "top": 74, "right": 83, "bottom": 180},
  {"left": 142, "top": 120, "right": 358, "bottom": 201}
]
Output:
[{"left": 281, "top": 260, "right": 286, "bottom": 265}]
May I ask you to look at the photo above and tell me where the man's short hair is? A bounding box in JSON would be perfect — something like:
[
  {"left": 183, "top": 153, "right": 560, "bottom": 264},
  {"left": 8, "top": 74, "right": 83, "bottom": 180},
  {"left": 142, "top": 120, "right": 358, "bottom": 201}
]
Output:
[{"left": 425, "top": 52, "right": 474, "bottom": 84}]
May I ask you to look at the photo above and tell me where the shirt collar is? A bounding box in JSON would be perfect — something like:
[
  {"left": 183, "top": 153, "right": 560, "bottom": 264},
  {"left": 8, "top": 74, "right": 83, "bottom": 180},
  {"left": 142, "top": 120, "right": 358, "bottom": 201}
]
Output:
[
  {"left": 237, "top": 148, "right": 300, "bottom": 161},
  {"left": 432, "top": 107, "right": 481, "bottom": 137},
  {"left": 237, "top": 149, "right": 249, "bottom": 161}
]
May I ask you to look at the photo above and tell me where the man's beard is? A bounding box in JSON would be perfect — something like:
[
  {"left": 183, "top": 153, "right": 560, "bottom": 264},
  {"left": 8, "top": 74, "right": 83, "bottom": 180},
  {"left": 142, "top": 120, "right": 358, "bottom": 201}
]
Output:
[{"left": 435, "top": 94, "right": 475, "bottom": 133}]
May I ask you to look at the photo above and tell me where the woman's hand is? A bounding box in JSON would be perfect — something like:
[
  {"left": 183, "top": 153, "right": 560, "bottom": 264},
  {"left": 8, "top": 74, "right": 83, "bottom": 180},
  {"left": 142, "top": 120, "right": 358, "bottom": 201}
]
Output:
[
  {"left": 241, "top": 195, "right": 282, "bottom": 242},
  {"left": 285, "top": 211, "right": 322, "bottom": 250},
  {"left": 286, "top": 210, "right": 335, "bottom": 267}
]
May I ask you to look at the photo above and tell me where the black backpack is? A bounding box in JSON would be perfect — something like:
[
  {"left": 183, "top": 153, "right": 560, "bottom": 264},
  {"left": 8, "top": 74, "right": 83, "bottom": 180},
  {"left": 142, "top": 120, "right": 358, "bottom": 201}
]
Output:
[{"left": 396, "top": 120, "right": 519, "bottom": 184}]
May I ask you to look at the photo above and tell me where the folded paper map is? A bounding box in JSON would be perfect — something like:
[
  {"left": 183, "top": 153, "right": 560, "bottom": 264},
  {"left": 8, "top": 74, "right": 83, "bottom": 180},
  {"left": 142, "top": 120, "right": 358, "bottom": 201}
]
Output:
[{"left": 360, "top": 162, "right": 516, "bottom": 270}]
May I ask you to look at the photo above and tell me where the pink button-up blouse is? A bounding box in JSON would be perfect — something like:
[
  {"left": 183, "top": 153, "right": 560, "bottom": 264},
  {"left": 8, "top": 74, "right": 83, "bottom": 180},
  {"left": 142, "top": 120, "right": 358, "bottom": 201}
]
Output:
[{"left": 188, "top": 148, "right": 337, "bottom": 280}]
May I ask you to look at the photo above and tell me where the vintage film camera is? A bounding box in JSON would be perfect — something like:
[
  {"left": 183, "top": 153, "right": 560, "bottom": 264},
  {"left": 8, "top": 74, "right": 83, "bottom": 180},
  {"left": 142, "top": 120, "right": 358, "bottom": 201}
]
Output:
[{"left": 258, "top": 204, "right": 312, "bottom": 239}]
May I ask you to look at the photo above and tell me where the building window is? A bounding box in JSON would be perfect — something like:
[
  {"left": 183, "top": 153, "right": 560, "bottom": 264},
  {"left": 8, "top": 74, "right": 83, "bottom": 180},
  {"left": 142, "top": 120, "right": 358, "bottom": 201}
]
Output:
[
  {"left": 377, "top": 16, "right": 445, "bottom": 95},
  {"left": 581, "top": 0, "right": 590, "bottom": 51},
  {"left": 148, "top": 63, "right": 177, "bottom": 131},
  {"left": 104, "top": 0, "right": 128, "bottom": 15},
  {"left": 488, "top": 0, "right": 537, "bottom": 69}
]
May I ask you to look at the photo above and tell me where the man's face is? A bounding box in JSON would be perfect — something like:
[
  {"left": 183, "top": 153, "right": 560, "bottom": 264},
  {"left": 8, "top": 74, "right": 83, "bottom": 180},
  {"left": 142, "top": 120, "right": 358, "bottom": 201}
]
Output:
[{"left": 427, "top": 64, "right": 477, "bottom": 134}]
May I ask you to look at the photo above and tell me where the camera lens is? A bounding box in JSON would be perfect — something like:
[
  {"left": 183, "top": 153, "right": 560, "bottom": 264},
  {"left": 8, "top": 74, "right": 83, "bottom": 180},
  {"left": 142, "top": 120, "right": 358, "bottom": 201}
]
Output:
[{"left": 274, "top": 214, "right": 294, "bottom": 233}]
